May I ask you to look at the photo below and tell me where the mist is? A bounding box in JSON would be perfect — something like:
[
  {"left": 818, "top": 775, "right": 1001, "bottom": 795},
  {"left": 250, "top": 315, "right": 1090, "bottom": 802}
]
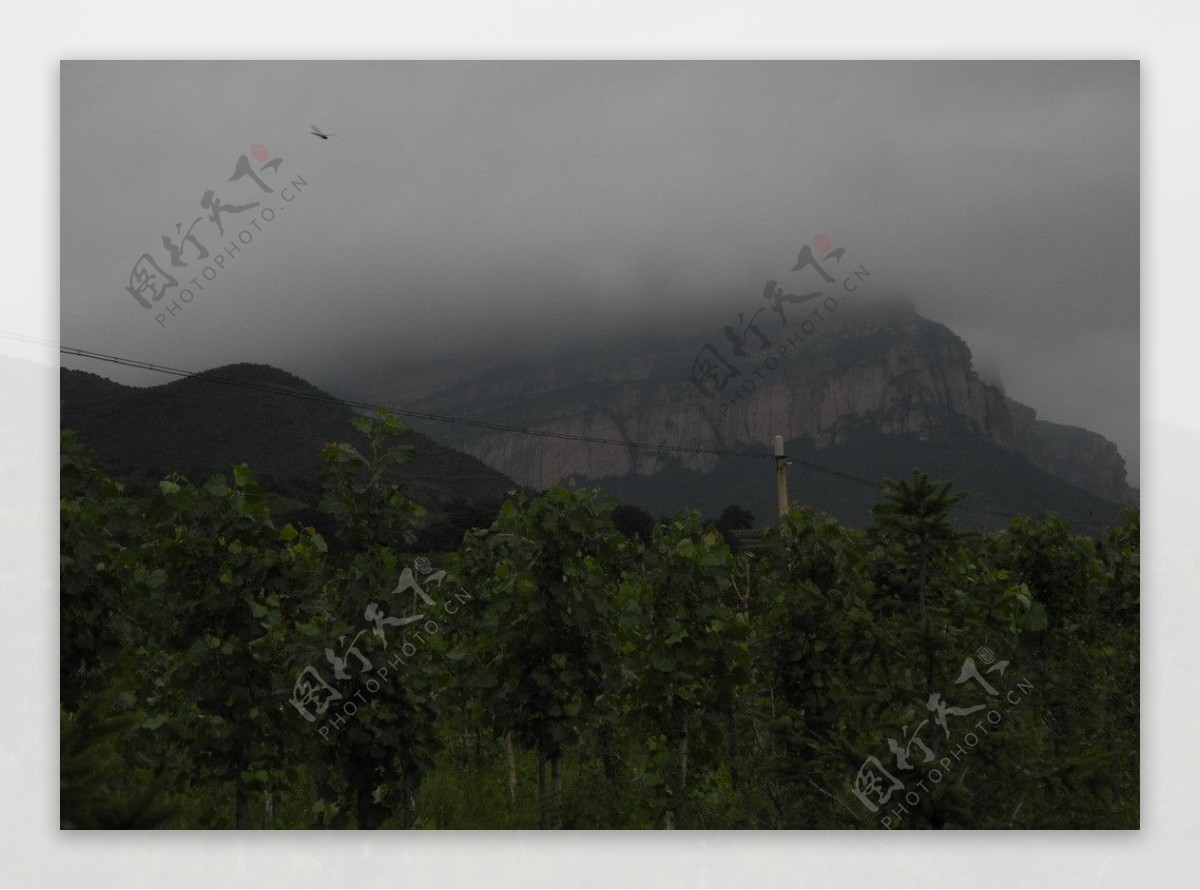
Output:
[{"left": 59, "top": 60, "right": 1139, "bottom": 482}]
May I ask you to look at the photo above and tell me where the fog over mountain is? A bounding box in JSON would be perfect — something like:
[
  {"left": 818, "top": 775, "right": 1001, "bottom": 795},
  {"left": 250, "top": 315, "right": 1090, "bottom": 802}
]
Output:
[{"left": 59, "top": 61, "right": 1138, "bottom": 483}]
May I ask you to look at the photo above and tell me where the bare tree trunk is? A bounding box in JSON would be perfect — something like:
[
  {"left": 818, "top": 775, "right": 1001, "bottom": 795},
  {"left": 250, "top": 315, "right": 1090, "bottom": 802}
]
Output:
[
  {"left": 400, "top": 773, "right": 417, "bottom": 830},
  {"left": 263, "top": 790, "right": 274, "bottom": 829},
  {"left": 676, "top": 712, "right": 690, "bottom": 829},
  {"left": 235, "top": 783, "right": 249, "bottom": 830},
  {"left": 537, "top": 751, "right": 546, "bottom": 829},
  {"left": 504, "top": 731, "right": 518, "bottom": 803},
  {"left": 731, "top": 556, "right": 752, "bottom": 619},
  {"left": 552, "top": 755, "right": 563, "bottom": 829}
]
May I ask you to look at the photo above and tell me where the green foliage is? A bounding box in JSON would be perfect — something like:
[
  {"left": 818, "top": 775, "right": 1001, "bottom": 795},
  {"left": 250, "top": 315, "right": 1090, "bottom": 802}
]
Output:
[
  {"left": 616, "top": 511, "right": 750, "bottom": 827},
  {"left": 449, "top": 487, "right": 623, "bottom": 825},
  {"left": 307, "top": 410, "right": 440, "bottom": 828},
  {"left": 60, "top": 690, "right": 178, "bottom": 829},
  {"left": 59, "top": 365, "right": 517, "bottom": 524},
  {"left": 318, "top": 409, "right": 425, "bottom": 553},
  {"left": 60, "top": 431, "right": 143, "bottom": 709},
  {"left": 60, "top": 424, "right": 1140, "bottom": 829},
  {"left": 130, "top": 461, "right": 329, "bottom": 827}
]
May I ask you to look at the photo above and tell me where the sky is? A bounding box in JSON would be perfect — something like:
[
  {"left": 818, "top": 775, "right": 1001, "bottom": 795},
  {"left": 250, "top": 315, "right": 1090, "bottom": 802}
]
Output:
[{"left": 59, "top": 60, "right": 1140, "bottom": 483}]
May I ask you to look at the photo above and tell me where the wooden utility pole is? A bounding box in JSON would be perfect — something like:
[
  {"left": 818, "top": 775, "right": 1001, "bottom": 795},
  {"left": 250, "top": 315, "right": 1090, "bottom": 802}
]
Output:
[{"left": 774, "top": 435, "right": 790, "bottom": 520}]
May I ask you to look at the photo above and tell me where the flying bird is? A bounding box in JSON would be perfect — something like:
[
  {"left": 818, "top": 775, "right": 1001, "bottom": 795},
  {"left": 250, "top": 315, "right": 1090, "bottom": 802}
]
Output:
[{"left": 310, "top": 124, "right": 333, "bottom": 140}]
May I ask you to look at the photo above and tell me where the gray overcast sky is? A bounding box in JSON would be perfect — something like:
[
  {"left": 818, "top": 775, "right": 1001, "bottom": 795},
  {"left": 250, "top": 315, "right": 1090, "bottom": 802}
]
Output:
[{"left": 60, "top": 60, "right": 1139, "bottom": 482}]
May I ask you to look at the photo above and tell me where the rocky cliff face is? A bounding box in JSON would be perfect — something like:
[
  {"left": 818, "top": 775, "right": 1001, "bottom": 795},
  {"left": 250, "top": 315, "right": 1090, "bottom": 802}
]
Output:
[
  {"left": 403, "top": 298, "right": 1135, "bottom": 505},
  {"left": 1004, "top": 404, "right": 1136, "bottom": 505}
]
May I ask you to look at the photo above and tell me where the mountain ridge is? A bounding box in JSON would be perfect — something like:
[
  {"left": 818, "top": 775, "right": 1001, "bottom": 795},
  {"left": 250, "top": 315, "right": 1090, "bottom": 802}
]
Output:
[
  {"left": 390, "top": 297, "right": 1134, "bottom": 507},
  {"left": 57, "top": 295, "right": 1136, "bottom": 536},
  {"left": 58, "top": 362, "right": 519, "bottom": 513}
]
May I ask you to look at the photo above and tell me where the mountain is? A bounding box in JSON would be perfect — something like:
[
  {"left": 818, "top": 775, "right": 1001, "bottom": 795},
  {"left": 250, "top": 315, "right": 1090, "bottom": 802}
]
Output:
[
  {"left": 56, "top": 292, "right": 1136, "bottom": 537},
  {"left": 382, "top": 297, "right": 1134, "bottom": 533},
  {"left": 586, "top": 427, "right": 1125, "bottom": 534},
  {"left": 59, "top": 363, "right": 519, "bottom": 518}
]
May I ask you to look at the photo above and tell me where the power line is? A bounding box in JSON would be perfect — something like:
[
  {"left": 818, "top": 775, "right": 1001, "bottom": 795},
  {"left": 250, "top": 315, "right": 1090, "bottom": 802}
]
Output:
[
  {"left": 57, "top": 345, "right": 776, "bottom": 461},
  {"left": 7, "top": 331, "right": 1016, "bottom": 520}
]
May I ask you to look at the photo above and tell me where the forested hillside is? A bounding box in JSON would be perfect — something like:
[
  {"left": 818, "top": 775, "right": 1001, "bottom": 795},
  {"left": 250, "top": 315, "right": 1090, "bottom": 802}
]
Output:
[
  {"left": 59, "top": 364, "right": 519, "bottom": 552},
  {"left": 59, "top": 364, "right": 519, "bottom": 514},
  {"left": 60, "top": 411, "right": 1139, "bottom": 829}
]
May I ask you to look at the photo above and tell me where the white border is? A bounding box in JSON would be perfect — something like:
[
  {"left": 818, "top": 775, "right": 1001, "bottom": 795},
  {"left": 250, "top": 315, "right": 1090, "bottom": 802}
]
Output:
[{"left": 4, "top": 2, "right": 1195, "bottom": 887}]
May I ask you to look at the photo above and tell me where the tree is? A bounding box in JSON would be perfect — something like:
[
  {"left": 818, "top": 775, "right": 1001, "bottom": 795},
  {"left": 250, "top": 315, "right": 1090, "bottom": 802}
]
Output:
[
  {"left": 714, "top": 505, "right": 756, "bottom": 550},
  {"left": 460, "top": 487, "right": 622, "bottom": 827},
  {"left": 619, "top": 511, "right": 751, "bottom": 828},
  {"left": 868, "top": 470, "right": 968, "bottom": 702},
  {"left": 305, "top": 409, "right": 438, "bottom": 828},
  {"left": 60, "top": 431, "right": 141, "bottom": 710},
  {"left": 133, "top": 464, "right": 329, "bottom": 828},
  {"left": 753, "top": 508, "right": 885, "bottom": 827},
  {"left": 60, "top": 689, "right": 178, "bottom": 829},
  {"left": 612, "top": 502, "right": 656, "bottom": 543},
  {"left": 59, "top": 414, "right": 1139, "bottom": 829},
  {"left": 716, "top": 505, "right": 755, "bottom": 531}
]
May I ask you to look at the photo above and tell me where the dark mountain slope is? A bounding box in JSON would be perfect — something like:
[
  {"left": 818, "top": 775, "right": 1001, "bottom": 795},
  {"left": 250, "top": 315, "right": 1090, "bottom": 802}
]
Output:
[
  {"left": 582, "top": 426, "right": 1126, "bottom": 535},
  {"left": 59, "top": 363, "right": 518, "bottom": 512}
]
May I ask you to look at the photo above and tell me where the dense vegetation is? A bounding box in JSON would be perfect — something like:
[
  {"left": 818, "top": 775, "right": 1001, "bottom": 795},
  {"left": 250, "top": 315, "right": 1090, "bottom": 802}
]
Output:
[
  {"left": 59, "top": 364, "right": 519, "bottom": 520},
  {"left": 60, "top": 412, "right": 1139, "bottom": 829}
]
